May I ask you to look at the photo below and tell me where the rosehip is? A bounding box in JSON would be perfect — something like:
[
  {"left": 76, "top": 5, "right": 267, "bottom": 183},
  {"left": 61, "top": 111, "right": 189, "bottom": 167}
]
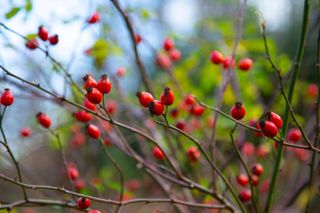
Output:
[
  {"left": 84, "top": 98, "right": 96, "bottom": 111},
  {"left": 169, "top": 49, "right": 181, "bottom": 62},
  {"left": 251, "top": 175, "right": 259, "bottom": 186},
  {"left": 38, "top": 26, "right": 49, "bottom": 41},
  {"left": 238, "top": 58, "right": 253, "bottom": 71},
  {"left": 48, "top": 35, "right": 59, "bottom": 45},
  {"left": 288, "top": 128, "right": 302, "bottom": 142},
  {"left": 251, "top": 163, "right": 264, "bottom": 176},
  {"left": 153, "top": 146, "right": 165, "bottom": 160},
  {"left": 163, "top": 38, "right": 174, "bottom": 51},
  {"left": 190, "top": 105, "right": 205, "bottom": 116},
  {"left": 223, "top": 56, "right": 235, "bottom": 69},
  {"left": 160, "top": 87, "right": 174, "bottom": 106},
  {"left": 236, "top": 174, "right": 249, "bottom": 186},
  {"left": 136, "top": 91, "right": 154, "bottom": 108},
  {"left": 265, "top": 111, "right": 282, "bottom": 129},
  {"left": 134, "top": 34, "right": 142, "bottom": 45},
  {"left": 307, "top": 84, "right": 318, "bottom": 98},
  {"left": 260, "top": 121, "right": 278, "bottom": 138},
  {"left": 67, "top": 166, "right": 79, "bottom": 180},
  {"left": 105, "top": 100, "right": 117, "bottom": 115},
  {"left": 210, "top": 50, "right": 224, "bottom": 64},
  {"left": 1, "top": 88, "right": 14, "bottom": 106},
  {"left": 149, "top": 100, "right": 164, "bottom": 116},
  {"left": 239, "top": 190, "right": 251, "bottom": 202},
  {"left": 103, "top": 137, "right": 112, "bottom": 146},
  {"left": 97, "top": 74, "right": 112, "bottom": 94},
  {"left": 36, "top": 112, "right": 51, "bottom": 128},
  {"left": 20, "top": 127, "right": 32, "bottom": 137},
  {"left": 230, "top": 102, "right": 246, "bottom": 120},
  {"left": 155, "top": 53, "right": 171, "bottom": 69},
  {"left": 186, "top": 146, "right": 200, "bottom": 162},
  {"left": 77, "top": 197, "right": 91, "bottom": 209},
  {"left": 116, "top": 67, "right": 126, "bottom": 77},
  {"left": 86, "top": 124, "right": 100, "bottom": 139},
  {"left": 26, "top": 38, "right": 39, "bottom": 50},
  {"left": 74, "top": 179, "right": 85, "bottom": 191},
  {"left": 73, "top": 110, "right": 92, "bottom": 123},
  {"left": 87, "top": 11, "right": 101, "bottom": 24},
  {"left": 169, "top": 108, "right": 179, "bottom": 118},
  {"left": 86, "top": 87, "right": 102, "bottom": 104},
  {"left": 183, "top": 94, "right": 196, "bottom": 106},
  {"left": 83, "top": 74, "right": 97, "bottom": 90},
  {"left": 175, "top": 120, "right": 186, "bottom": 131}
]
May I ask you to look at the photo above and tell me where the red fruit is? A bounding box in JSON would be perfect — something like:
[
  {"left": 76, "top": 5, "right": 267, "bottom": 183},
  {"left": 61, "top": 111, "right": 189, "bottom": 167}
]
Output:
[
  {"left": 87, "top": 124, "right": 100, "bottom": 139},
  {"left": 38, "top": 26, "right": 49, "bottom": 41},
  {"left": 260, "top": 121, "right": 278, "bottom": 138},
  {"left": 153, "top": 146, "right": 165, "bottom": 160},
  {"left": 20, "top": 127, "right": 32, "bottom": 137},
  {"left": 77, "top": 197, "right": 91, "bottom": 209},
  {"left": 88, "top": 210, "right": 101, "bottom": 213},
  {"left": 236, "top": 173, "right": 249, "bottom": 186},
  {"left": 36, "top": 112, "right": 51, "bottom": 128},
  {"left": 260, "top": 179, "right": 270, "bottom": 193},
  {"left": 239, "top": 190, "right": 251, "bottom": 202},
  {"left": 184, "top": 94, "right": 196, "bottom": 106},
  {"left": 288, "top": 128, "right": 302, "bottom": 142},
  {"left": 265, "top": 111, "right": 282, "bottom": 129},
  {"left": 26, "top": 38, "right": 39, "bottom": 50},
  {"left": 169, "top": 49, "right": 181, "bottom": 62},
  {"left": 136, "top": 91, "right": 154, "bottom": 108},
  {"left": 307, "top": 84, "right": 318, "bottom": 98},
  {"left": 163, "top": 38, "right": 175, "bottom": 51},
  {"left": 241, "top": 142, "right": 255, "bottom": 157},
  {"left": 160, "top": 87, "right": 174, "bottom": 106},
  {"left": 223, "top": 56, "right": 235, "bottom": 69},
  {"left": 106, "top": 100, "right": 117, "bottom": 115},
  {"left": 256, "top": 145, "right": 269, "bottom": 158},
  {"left": 73, "top": 110, "right": 92, "bottom": 122},
  {"left": 87, "top": 11, "right": 100, "bottom": 24},
  {"left": 86, "top": 87, "right": 103, "bottom": 104},
  {"left": 103, "top": 137, "right": 112, "bottom": 146},
  {"left": 251, "top": 163, "right": 264, "bottom": 176},
  {"left": 210, "top": 50, "right": 224, "bottom": 64},
  {"left": 74, "top": 179, "right": 85, "bottom": 191},
  {"left": 190, "top": 105, "right": 205, "bottom": 116},
  {"left": 251, "top": 175, "right": 259, "bottom": 186},
  {"left": 230, "top": 102, "right": 246, "bottom": 120},
  {"left": 238, "top": 58, "right": 253, "bottom": 71},
  {"left": 97, "top": 74, "right": 112, "bottom": 94},
  {"left": 187, "top": 146, "right": 200, "bottom": 162},
  {"left": 67, "top": 166, "right": 79, "bottom": 180},
  {"left": 294, "top": 148, "right": 309, "bottom": 161},
  {"left": 116, "top": 67, "right": 126, "bottom": 77},
  {"left": 170, "top": 108, "right": 179, "bottom": 118},
  {"left": 84, "top": 98, "right": 96, "bottom": 111},
  {"left": 155, "top": 53, "right": 172, "bottom": 69},
  {"left": 125, "top": 179, "right": 140, "bottom": 191},
  {"left": 83, "top": 74, "right": 97, "bottom": 90},
  {"left": 149, "top": 100, "right": 165, "bottom": 116},
  {"left": 175, "top": 120, "right": 186, "bottom": 131},
  {"left": 1, "top": 88, "right": 14, "bottom": 106},
  {"left": 48, "top": 35, "right": 59, "bottom": 45},
  {"left": 134, "top": 34, "right": 142, "bottom": 45}
]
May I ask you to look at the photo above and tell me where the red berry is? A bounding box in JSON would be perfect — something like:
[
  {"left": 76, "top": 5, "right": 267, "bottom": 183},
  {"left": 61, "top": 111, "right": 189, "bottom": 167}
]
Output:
[
  {"left": 26, "top": 38, "right": 39, "bottom": 50},
  {"left": 38, "top": 26, "right": 49, "bottom": 41},
  {"left": 238, "top": 58, "right": 253, "bottom": 71},
  {"left": 153, "top": 146, "right": 165, "bottom": 160},
  {"left": 36, "top": 112, "right": 51, "bottom": 128},
  {"left": 73, "top": 110, "right": 92, "bottom": 122},
  {"left": 83, "top": 74, "right": 97, "bottom": 90},
  {"left": 210, "top": 50, "right": 224, "bottom": 64},
  {"left": 184, "top": 94, "right": 196, "bottom": 106},
  {"left": 1, "top": 88, "right": 14, "bottom": 106},
  {"left": 88, "top": 210, "right": 101, "bottom": 213},
  {"left": 134, "top": 34, "right": 142, "bottom": 45},
  {"left": 251, "top": 175, "right": 259, "bottom": 186},
  {"left": 169, "top": 49, "right": 181, "bottom": 62},
  {"left": 307, "top": 84, "right": 318, "bottom": 98},
  {"left": 230, "top": 102, "right": 246, "bottom": 120},
  {"left": 189, "top": 105, "right": 205, "bottom": 116},
  {"left": 87, "top": 124, "right": 100, "bottom": 139},
  {"left": 223, "top": 56, "right": 235, "bottom": 69},
  {"left": 67, "top": 165, "right": 79, "bottom": 180},
  {"left": 236, "top": 173, "right": 249, "bottom": 186},
  {"left": 84, "top": 98, "right": 96, "bottom": 111},
  {"left": 86, "top": 87, "right": 103, "bottom": 104},
  {"left": 251, "top": 163, "right": 264, "bottom": 176},
  {"left": 74, "top": 179, "right": 85, "bottom": 191},
  {"left": 241, "top": 142, "right": 255, "bottom": 157},
  {"left": 103, "top": 137, "right": 112, "bottom": 146},
  {"left": 169, "top": 108, "right": 179, "bottom": 118},
  {"left": 163, "top": 38, "right": 174, "bottom": 51},
  {"left": 256, "top": 145, "right": 269, "bottom": 158},
  {"left": 116, "top": 67, "right": 126, "bottom": 77},
  {"left": 97, "top": 74, "right": 112, "bottom": 94},
  {"left": 48, "top": 35, "right": 59, "bottom": 45},
  {"left": 175, "top": 120, "right": 186, "bottom": 131},
  {"left": 265, "top": 111, "right": 282, "bottom": 129},
  {"left": 155, "top": 53, "right": 172, "bottom": 69},
  {"left": 160, "top": 87, "right": 174, "bottom": 106},
  {"left": 288, "top": 128, "right": 302, "bottom": 142},
  {"left": 87, "top": 11, "right": 100, "bottom": 24},
  {"left": 186, "top": 146, "right": 200, "bottom": 162},
  {"left": 105, "top": 100, "right": 117, "bottom": 115},
  {"left": 20, "top": 127, "right": 32, "bottom": 137},
  {"left": 260, "top": 121, "right": 278, "bottom": 138},
  {"left": 136, "top": 91, "right": 154, "bottom": 108},
  {"left": 77, "top": 197, "right": 91, "bottom": 209},
  {"left": 239, "top": 190, "right": 251, "bottom": 202},
  {"left": 149, "top": 100, "right": 165, "bottom": 116}
]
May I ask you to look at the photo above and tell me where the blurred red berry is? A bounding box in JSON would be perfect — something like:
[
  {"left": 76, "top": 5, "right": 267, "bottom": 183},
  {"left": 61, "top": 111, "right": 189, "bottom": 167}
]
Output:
[
  {"left": 73, "top": 110, "right": 92, "bottom": 123},
  {"left": 237, "top": 173, "right": 249, "bottom": 186},
  {"left": 36, "top": 112, "right": 51, "bottom": 128},
  {"left": 84, "top": 98, "right": 96, "bottom": 111},
  {"left": 239, "top": 190, "right": 251, "bottom": 202},
  {"left": 20, "top": 127, "right": 32, "bottom": 137},
  {"left": 238, "top": 58, "right": 253, "bottom": 71},
  {"left": 26, "top": 38, "right": 39, "bottom": 50},
  {"left": 38, "top": 26, "right": 49, "bottom": 41},
  {"left": 87, "top": 11, "right": 100, "bottom": 24},
  {"left": 287, "top": 128, "right": 302, "bottom": 142},
  {"left": 251, "top": 175, "right": 259, "bottom": 186},
  {"left": 153, "top": 146, "right": 165, "bottom": 160},
  {"left": 134, "top": 34, "right": 142, "bottom": 45},
  {"left": 210, "top": 50, "right": 224, "bottom": 64},
  {"left": 169, "top": 49, "right": 181, "bottom": 62},
  {"left": 48, "top": 35, "right": 59, "bottom": 45},
  {"left": 87, "top": 124, "right": 100, "bottom": 139},
  {"left": 186, "top": 146, "right": 201, "bottom": 162},
  {"left": 74, "top": 179, "right": 85, "bottom": 191},
  {"left": 160, "top": 87, "right": 174, "bottom": 106},
  {"left": 67, "top": 165, "right": 79, "bottom": 180},
  {"left": 163, "top": 38, "right": 174, "bottom": 51},
  {"left": 190, "top": 104, "right": 205, "bottom": 116},
  {"left": 223, "top": 56, "right": 235, "bottom": 69},
  {"left": 251, "top": 163, "right": 264, "bottom": 176},
  {"left": 106, "top": 100, "right": 117, "bottom": 115},
  {"left": 307, "top": 83, "right": 318, "bottom": 98},
  {"left": 184, "top": 94, "right": 196, "bottom": 106},
  {"left": 116, "top": 67, "right": 126, "bottom": 77},
  {"left": 97, "top": 74, "right": 112, "bottom": 94},
  {"left": 155, "top": 53, "right": 172, "bottom": 69},
  {"left": 241, "top": 142, "right": 255, "bottom": 157},
  {"left": 175, "top": 120, "right": 186, "bottom": 131},
  {"left": 169, "top": 108, "right": 179, "bottom": 118}
]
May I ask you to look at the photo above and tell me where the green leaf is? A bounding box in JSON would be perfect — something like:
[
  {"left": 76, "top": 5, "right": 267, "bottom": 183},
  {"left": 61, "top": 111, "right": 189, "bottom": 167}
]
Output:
[
  {"left": 26, "top": 33, "right": 37, "bottom": 40},
  {"left": 25, "top": 0, "right": 32, "bottom": 12},
  {"left": 5, "top": 7, "right": 21, "bottom": 19}
]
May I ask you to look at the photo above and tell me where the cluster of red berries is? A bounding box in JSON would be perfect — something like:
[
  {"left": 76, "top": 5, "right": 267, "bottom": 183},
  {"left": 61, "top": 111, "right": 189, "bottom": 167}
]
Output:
[
  {"left": 259, "top": 112, "right": 282, "bottom": 138},
  {"left": 210, "top": 50, "right": 253, "bottom": 71},
  {"left": 155, "top": 38, "right": 181, "bottom": 69},
  {"left": 83, "top": 73, "right": 112, "bottom": 104},
  {"left": 26, "top": 26, "right": 59, "bottom": 50}
]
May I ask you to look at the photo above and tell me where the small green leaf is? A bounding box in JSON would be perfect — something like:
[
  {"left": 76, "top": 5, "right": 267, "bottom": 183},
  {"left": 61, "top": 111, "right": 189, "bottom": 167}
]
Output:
[
  {"left": 25, "top": 0, "right": 32, "bottom": 12},
  {"left": 5, "top": 7, "right": 21, "bottom": 19},
  {"left": 25, "top": 33, "right": 37, "bottom": 40}
]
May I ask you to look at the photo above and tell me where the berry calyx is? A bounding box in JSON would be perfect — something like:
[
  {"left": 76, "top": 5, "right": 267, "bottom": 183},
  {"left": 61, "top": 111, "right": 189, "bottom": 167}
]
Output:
[
  {"left": 36, "top": 112, "right": 51, "bottom": 128},
  {"left": 251, "top": 163, "right": 264, "bottom": 176},
  {"left": 160, "top": 87, "right": 174, "bottom": 106},
  {"left": 169, "top": 49, "right": 181, "bottom": 62},
  {"left": 236, "top": 173, "right": 249, "bottom": 186},
  {"left": 20, "top": 127, "right": 32, "bottom": 137},
  {"left": 238, "top": 58, "right": 253, "bottom": 71},
  {"left": 259, "top": 121, "right": 278, "bottom": 138},
  {"left": 230, "top": 102, "right": 246, "bottom": 120},
  {"left": 287, "top": 128, "right": 302, "bottom": 142},
  {"left": 77, "top": 197, "right": 91, "bottom": 209},
  {"left": 136, "top": 91, "right": 154, "bottom": 108},
  {"left": 163, "top": 38, "right": 175, "bottom": 51},
  {"left": 1, "top": 88, "right": 14, "bottom": 106},
  {"left": 149, "top": 100, "right": 165, "bottom": 116},
  {"left": 265, "top": 112, "right": 283, "bottom": 129},
  {"left": 86, "top": 124, "right": 100, "bottom": 139},
  {"left": 97, "top": 74, "right": 112, "bottom": 94},
  {"left": 38, "top": 26, "right": 49, "bottom": 41},
  {"left": 153, "top": 146, "right": 165, "bottom": 160},
  {"left": 87, "top": 11, "right": 101, "bottom": 24},
  {"left": 73, "top": 110, "right": 92, "bottom": 123},
  {"left": 223, "top": 56, "right": 235, "bottom": 69},
  {"left": 26, "top": 38, "right": 39, "bottom": 50},
  {"left": 48, "top": 35, "right": 59, "bottom": 45},
  {"left": 239, "top": 190, "right": 251, "bottom": 202},
  {"left": 210, "top": 50, "right": 224, "bottom": 64},
  {"left": 86, "top": 87, "right": 103, "bottom": 104},
  {"left": 186, "top": 146, "right": 200, "bottom": 162}
]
